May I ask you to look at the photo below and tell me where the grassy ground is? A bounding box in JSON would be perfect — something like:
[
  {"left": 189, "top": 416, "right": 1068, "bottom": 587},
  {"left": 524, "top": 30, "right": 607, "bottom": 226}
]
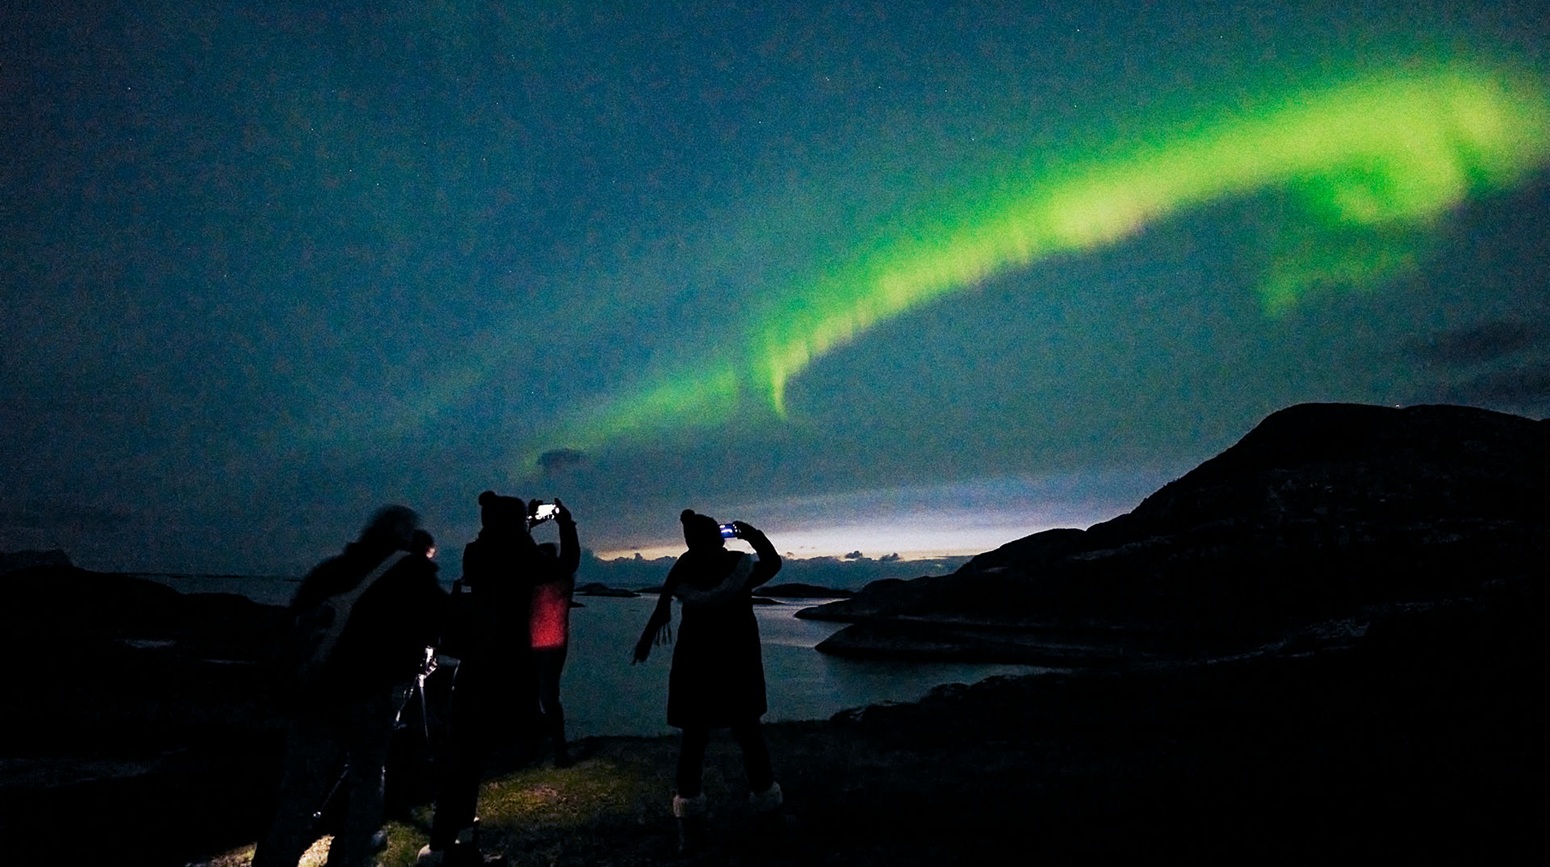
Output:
[
  {"left": 186, "top": 629, "right": 1546, "bottom": 867},
  {"left": 194, "top": 724, "right": 908, "bottom": 867},
  {"left": 192, "top": 735, "right": 685, "bottom": 866}
]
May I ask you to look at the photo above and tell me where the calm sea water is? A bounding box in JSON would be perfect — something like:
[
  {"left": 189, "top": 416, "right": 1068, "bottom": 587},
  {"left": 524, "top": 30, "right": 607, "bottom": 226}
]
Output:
[{"left": 136, "top": 574, "right": 1043, "bottom": 739}]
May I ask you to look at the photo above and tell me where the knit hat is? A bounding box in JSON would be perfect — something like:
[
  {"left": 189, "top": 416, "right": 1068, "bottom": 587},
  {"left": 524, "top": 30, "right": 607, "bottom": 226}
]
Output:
[
  {"left": 479, "top": 490, "right": 528, "bottom": 529},
  {"left": 680, "top": 509, "right": 724, "bottom": 551}
]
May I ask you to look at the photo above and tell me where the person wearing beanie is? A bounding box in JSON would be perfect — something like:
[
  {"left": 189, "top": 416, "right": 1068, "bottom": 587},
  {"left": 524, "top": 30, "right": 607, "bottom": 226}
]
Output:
[
  {"left": 633, "top": 509, "right": 785, "bottom": 854},
  {"left": 255, "top": 504, "right": 446, "bottom": 867},
  {"left": 419, "top": 490, "right": 541, "bottom": 865}
]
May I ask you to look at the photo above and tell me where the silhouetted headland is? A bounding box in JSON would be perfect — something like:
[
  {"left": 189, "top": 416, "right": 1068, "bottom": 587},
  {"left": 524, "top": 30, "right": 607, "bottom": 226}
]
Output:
[{"left": 803, "top": 401, "right": 1550, "bottom": 664}]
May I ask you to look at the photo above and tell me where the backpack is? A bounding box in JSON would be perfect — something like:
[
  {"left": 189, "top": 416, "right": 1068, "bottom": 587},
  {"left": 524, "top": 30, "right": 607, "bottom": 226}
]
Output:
[{"left": 285, "top": 551, "right": 409, "bottom": 696}]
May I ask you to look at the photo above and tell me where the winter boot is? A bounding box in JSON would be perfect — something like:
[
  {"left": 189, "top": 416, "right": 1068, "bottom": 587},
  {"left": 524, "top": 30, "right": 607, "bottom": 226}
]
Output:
[
  {"left": 418, "top": 822, "right": 478, "bottom": 867},
  {"left": 749, "top": 780, "right": 795, "bottom": 842},
  {"left": 552, "top": 735, "right": 574, "bottom": 768},
  {"left": 672, "top": 792, "right": 709, "bottom": 855},
  {"left": 748, "top": 781, "right": 783, "bottom": 815}
]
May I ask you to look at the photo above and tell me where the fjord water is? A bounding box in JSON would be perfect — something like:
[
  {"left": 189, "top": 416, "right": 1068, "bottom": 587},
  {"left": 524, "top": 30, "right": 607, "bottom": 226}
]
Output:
[
  {"left": 139, "top": 574, "right": 1041, "bottom": 738},
  {"left": 564, "top": 595, "right": 1040, "bottom": 738}
]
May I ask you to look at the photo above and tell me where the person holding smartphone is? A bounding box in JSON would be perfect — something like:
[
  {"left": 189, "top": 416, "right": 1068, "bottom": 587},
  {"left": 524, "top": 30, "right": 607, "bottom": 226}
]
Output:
[
  {"left": 418, "top": 491, "right": 538, "bottom": 866},
  {"left": 633, "top": 509, "right": 784, "bottom": 854},
  {"left": 526, "top": 498, "right": 579, "bottom": 767}
]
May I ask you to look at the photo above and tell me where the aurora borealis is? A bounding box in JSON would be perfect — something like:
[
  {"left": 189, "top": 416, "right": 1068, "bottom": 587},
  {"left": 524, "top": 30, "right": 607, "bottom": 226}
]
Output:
[
  {"left": 545, "top": 62, "right": 1550, "bottom": 455},
  {"left": 4, "top": 1, "right": 1550, "bottom": 573}
]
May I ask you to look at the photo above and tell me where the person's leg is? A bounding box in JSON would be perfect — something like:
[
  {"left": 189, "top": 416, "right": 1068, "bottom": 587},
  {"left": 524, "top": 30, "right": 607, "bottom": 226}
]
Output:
[
  {"left": 732, "top": 719, "right": 781, "bottom": 813},
  {"left": 730, "top": 719, "right": 774, "bottom": 794},
  {"left": 673, "top": 726, "right": 712, "bottom": 854},
  {"left": 536, "top": 648, "right": 569, "bottom": 764},
  {"left": 252, "top": 713, "right": 339, "bottom": 867},
  {"left": 326, "top": 690, "right": 397, "bottom": 867},
  {"left": 675, "top": 725, "right": 711, "bottom": 798},
  {"left": 482, "top": 646, "right": 541, "bottom": 764},
  {"left": 428, "top": 661, "right": 492, "bottom": 851}
]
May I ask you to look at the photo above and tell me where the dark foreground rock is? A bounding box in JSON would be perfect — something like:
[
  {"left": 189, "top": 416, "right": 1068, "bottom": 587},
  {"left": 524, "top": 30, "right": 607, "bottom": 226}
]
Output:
[
  {"left": 792, "top": 580, "right": 1546, "bottom": 866},
  {"left": 0, "top": 566, "right": 288, "bottom": 863}
]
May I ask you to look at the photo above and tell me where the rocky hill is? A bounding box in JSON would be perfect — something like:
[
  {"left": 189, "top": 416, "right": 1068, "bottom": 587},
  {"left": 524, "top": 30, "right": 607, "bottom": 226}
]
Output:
[
  {"left": 0, "top": 547, "right": 73, "bottom": 573},
  {"left": 804, "top": 402, "right": 1550, "bottom": 662},
  {"left": 0, "top": 565, "right": 291, "bottom": 863}
]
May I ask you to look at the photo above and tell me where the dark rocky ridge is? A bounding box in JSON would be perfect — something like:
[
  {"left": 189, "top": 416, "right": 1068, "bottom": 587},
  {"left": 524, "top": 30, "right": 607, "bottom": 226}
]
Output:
[
  {"left": 0, "top": 565, "right": 292, "bottom": 864},
  {"left": 0, "top": 548, "right": 73, "bottom": 573},
  {"left": 804, "top": 402, "right": 1550, "bottom": 662}
]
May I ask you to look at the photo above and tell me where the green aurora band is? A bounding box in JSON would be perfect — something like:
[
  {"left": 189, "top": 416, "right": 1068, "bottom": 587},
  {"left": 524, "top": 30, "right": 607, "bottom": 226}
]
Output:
[{"left": 530, "top": 62, "right": 1550, "bottom": 465}]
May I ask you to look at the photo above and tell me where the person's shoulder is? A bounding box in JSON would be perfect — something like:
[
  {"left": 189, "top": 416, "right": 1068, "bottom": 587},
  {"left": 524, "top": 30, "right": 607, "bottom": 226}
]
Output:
[
  {"left": 461, "top": 539, "right": 485, "bottom": 564},
  {"left": 292, "top": 551, "right": 351, "bottom": 607},
  {"left": 305, "top": 549, "right": 363, "bottom": 588},
  {"left": 384, "top": 550, "right": 431, "bottom": 572},
  {"left": 395, "top": 555, "right": 446, "bottom": 596},
  {"left": 305, "top": 548, "right": 351, "bottom": 574}
]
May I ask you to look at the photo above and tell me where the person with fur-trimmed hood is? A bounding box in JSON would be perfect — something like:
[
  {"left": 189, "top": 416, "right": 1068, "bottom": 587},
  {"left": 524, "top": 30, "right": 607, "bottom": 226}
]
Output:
[
  {"left": 255, "top": 504, "right": 447, "bottom": 867},
  {"left": 633, "top": 509, "right": 784, "bottom": 853}
]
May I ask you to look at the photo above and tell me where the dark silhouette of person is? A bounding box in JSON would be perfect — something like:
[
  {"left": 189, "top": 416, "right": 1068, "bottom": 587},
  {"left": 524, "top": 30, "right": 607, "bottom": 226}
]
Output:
[
  {"left": 633, "top": 509, "right": 784, "bottom": 853},
  {"left": 419, "top": 491, "right": 540, "bottom": 865},
  {"left": 528, "top": 499, "right": 580, "bottom": 767},
  {"left": 255, "top": 505, "right": 447, "bottom": 867},
  {"left": 410, "top": 528, "right": 437, "bottom": 560},
  {"left": 385, "top": 528, "right": 441, "bottom": 811}
]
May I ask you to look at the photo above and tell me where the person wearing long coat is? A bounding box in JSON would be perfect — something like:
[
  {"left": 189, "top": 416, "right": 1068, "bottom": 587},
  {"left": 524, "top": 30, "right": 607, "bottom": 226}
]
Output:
[
  {"left": 634, "top": 509, "right": 784, "bottom": 850},
  {"left": 420, "top": 491, "right": 539, "bottom": 862}
]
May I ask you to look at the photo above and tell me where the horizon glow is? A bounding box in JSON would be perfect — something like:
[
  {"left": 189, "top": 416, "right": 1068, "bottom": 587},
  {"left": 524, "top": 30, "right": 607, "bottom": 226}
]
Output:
[
  {"left": 591, "top": 521, "right": 1058, "bottom": 563},
  {"left": 530, "top": 61, "right": 1550, "bottom": 467},
  {"left": 586, "top": 472, "right": 1171, "bottom": 561}
]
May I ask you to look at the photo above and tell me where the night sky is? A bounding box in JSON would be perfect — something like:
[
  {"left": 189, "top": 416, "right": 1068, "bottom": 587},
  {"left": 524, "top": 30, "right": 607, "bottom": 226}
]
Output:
[{"left": 5, "top": 1, "right": 1550, "bottom": 576}]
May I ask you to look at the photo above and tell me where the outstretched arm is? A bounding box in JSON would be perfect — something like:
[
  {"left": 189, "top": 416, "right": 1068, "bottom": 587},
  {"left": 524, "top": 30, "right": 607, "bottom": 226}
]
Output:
[
  {"left": 734, "top": 522, "right": 782, "bottom": 589},
  {"left": 555, "top": 499, "right": 581, "bottom": 578},
  {"left": 632, "top": 562, "right": 682, "bottom": 664}
]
